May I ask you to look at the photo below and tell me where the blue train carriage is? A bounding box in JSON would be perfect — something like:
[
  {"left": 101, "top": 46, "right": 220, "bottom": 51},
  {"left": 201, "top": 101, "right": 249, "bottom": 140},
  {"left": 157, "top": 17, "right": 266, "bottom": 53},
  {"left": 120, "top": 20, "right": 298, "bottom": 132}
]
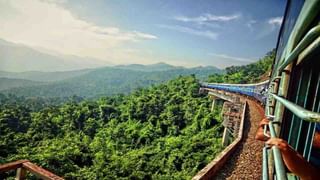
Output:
[
  {"left": 253, "top": 80, "right": 269, "bottom": 104},
  {"left": 202, "top": 80, "right": 269, "bottom": 104}
]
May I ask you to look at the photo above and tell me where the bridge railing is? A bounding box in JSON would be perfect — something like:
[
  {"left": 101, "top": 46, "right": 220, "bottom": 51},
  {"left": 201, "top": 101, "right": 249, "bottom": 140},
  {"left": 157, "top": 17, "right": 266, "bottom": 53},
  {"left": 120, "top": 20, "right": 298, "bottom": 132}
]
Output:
[{"left": 0, "top": 160, "right": 63, "bottom": 180}]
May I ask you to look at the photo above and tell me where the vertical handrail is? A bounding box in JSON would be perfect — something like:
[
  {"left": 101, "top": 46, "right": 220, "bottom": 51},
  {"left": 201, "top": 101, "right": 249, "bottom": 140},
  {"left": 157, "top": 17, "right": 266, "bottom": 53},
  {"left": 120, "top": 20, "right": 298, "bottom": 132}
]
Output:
[
  {"left": 269, "top": 121, "right": 287, "bottom": 180},
  {"left": 262, "top": 146, "right": 269, "bottom": 180}
]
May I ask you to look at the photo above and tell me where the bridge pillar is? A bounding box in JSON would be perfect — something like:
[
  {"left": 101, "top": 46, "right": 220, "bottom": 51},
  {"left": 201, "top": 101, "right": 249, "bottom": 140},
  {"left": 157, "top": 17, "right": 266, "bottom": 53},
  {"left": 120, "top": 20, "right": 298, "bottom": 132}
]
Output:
[
  {"left": 222, "top": 128, "right": 230, "bottom": 146},
  {"left": 211, "top": 98, "right": 216, "bottom": 112}
]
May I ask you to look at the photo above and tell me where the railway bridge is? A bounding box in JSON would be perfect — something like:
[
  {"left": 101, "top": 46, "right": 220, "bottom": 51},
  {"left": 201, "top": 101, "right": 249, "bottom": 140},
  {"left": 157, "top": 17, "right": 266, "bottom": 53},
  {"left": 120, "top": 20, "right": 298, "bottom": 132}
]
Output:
[{"left": 193, "top": 87, "right": 265, "bottom": 180}]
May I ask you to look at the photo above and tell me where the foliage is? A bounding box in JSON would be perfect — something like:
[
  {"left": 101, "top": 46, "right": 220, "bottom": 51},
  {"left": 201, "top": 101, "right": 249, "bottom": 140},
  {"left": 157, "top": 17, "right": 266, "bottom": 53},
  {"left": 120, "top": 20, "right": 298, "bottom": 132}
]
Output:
[
  {"left": 0, "top": 76, "right": 224, "bottom": 179},
  {"left": 1, "top": 66, "right": 223, "bottom": 99},
  {"left": 208, "top": 49, "right": 275, "bottom": 84}
]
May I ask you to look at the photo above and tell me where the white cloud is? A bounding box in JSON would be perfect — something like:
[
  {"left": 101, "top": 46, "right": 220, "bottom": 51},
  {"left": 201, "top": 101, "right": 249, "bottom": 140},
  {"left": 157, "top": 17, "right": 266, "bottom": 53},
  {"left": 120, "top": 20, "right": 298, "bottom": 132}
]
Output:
[
  {"left": 208, "top": 53, "right": 255, "bottom": 63},
  {"left": 255, "top": 16, "right": 283, "bottom": 39},
  {"left": 0, "top": 0, "right": 157, "bottom": 62},
  {"left": 174, "top": 13, "right": 240, "bottom": 24},
  {"left": 268, "top": 17, "right": 283, "bottom": 26},
  {"left": 158, "top": 24, "right": 218, "bottom": 40},
  {"left": 132, "top": 31, "right": 158, "bottom": 40}
]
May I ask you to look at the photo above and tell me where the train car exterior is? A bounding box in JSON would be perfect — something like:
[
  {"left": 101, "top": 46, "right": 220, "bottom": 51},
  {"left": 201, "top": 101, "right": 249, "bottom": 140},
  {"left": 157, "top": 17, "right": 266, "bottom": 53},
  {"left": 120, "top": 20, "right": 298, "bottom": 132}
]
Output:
[
  {"left": 201, "top": 80, "right": 269, "bottom": 104},
  {"left": 201, "top": 1, "right": 320, "bottom": 179},
  {"left": 202, "top": 1, "right": 320, "bottom": 179},
  {"left": 263, "top": 0, "right": 320, "bottom": 179}
]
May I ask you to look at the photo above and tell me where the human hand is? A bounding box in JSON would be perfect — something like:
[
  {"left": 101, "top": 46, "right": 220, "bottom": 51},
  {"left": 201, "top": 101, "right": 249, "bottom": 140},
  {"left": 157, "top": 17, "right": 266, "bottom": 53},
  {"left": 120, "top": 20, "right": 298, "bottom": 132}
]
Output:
[
  {"left": 266, "top": 137, "right": 289, "bottom": 151},
  {"left": 259, "top": 118, "right": 269, "bottom": 127}
]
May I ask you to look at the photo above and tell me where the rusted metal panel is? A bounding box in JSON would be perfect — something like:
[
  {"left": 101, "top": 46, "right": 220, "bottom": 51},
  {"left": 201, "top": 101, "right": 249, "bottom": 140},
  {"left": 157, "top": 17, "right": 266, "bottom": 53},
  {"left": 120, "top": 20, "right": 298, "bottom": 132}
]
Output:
[
  {"left": 22, "top": 162, "right": 64, "bottom": 180},
  {"left": 0, "top": 160, "right": 64, "bottom": 180},
  {"left": 0, "top": 160, "right": 29, "bottom": 173}
]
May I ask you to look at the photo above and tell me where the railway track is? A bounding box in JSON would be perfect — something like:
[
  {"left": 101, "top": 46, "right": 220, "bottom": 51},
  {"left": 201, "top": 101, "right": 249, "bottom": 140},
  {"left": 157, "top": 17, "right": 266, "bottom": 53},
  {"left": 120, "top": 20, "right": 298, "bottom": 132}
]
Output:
[{"left": 214, "top": 99, "right": 265, "bottom": 179}]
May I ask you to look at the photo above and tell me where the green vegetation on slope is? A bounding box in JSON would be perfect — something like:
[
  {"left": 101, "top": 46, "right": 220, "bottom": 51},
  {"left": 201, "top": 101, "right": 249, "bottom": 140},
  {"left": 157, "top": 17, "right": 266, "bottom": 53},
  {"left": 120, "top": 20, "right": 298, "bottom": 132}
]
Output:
[
  {"left": 207, "top": 50, "right": 274, "bottom": 84},
  {"left": 0, "top": 69, "right": 93, "bottom": 82},
  {"left": 0, "top": 78, "right": 42, "bottom": 91},
  {"left": 113, "top": 62, "right": 182, "bottom": 72},
  {"left": 1, "top": 66, "right": 222, "bottom": 98},
  {"left": 0, "top": 76, "right": 223, "bottom": 179}
]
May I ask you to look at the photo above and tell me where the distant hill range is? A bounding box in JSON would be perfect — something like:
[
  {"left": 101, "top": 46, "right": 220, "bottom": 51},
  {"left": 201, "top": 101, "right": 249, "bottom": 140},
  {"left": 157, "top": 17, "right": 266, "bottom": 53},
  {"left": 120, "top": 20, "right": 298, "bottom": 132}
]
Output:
[
  {"left": 0, "top": 77, "right": 43, "bottom": 91},
  {"left": 0, "top": 38, "right": 110, "bottom": 72},
  {"left": 113, "top": 62, "right": 182, "bottom": 72},
  {"left": 0, "top": 63, "right": 223, "bottom": 98},
  {"left": 0, "top": 38, "right": 223, "bottom": 98},
  {"left": 0, "top": 69, "right": 92, "bottom": 82}
]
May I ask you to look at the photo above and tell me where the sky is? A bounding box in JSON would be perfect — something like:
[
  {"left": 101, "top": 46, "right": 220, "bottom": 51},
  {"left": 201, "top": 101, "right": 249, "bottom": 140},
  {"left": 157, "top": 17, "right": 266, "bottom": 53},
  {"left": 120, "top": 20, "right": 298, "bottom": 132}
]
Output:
[{"left": 0, "top": 0, "right": 287, "bottom": 68}]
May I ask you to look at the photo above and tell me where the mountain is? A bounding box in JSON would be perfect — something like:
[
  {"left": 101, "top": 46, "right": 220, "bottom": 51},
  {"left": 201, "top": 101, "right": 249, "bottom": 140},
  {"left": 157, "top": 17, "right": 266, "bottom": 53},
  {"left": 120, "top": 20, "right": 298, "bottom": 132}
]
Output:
[
  {"left": 0, "top": 39, "right": 111, "bottom": 72},
  {"left": 0, "top": 63, "right": 223, "bottom": 82},
  {"left": 0, "top": 78, "right": 42, "bottom": 91},
  {"left": 207, "top": 49, "right": 274, "bottom": 83},
  {"left": 0, "top": 69, "right": 93, "bottom": 82},
  {"left": 113, "top": 62, "right": 182, "bottom": 72},
  {"left": 1, "top": 66, "right": 223, "bottom": 98}
]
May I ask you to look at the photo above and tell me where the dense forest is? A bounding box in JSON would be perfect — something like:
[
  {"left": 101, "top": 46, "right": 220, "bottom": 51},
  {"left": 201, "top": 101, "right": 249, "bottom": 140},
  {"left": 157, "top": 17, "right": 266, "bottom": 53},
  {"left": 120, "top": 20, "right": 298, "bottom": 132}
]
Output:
[
  {"left": 0, "top": 49, "right": 274, "bottom": 179},
  {"left": 207, "top": 50, "right": 274, "bottom": 83},
  {"left": 0, "top": 76, "right": 224, "bottom": 179},
  {"left": 0, "top": 64, "right": 222, "bottom": 98}
]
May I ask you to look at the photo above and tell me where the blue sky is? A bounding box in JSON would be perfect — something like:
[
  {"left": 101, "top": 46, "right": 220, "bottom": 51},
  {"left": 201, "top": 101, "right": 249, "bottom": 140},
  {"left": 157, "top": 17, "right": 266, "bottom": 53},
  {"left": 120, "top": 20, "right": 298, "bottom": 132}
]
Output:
[{"left": 0, "top": 0, "right": 286, "bottom": 68}]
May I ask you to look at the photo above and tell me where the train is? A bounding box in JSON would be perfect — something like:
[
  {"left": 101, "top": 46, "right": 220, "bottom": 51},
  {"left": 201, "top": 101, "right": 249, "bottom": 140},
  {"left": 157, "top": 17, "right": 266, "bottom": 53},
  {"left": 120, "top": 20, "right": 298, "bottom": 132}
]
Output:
[
  {"left": 202, "top": 0, "right": 320, "bottom": 179},
  {"left": 201, "top": 80, "right": 269, "bottom": 104},
  {"left": 264, "top": 0, "right": 320, "bottom": 179}
]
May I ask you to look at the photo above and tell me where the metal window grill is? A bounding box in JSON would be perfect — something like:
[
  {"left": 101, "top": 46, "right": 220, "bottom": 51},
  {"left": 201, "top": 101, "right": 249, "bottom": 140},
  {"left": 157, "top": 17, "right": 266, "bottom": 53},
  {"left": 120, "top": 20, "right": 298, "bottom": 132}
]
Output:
[{"left": 263, "top": 0, "right": 320, "bottom": 179}]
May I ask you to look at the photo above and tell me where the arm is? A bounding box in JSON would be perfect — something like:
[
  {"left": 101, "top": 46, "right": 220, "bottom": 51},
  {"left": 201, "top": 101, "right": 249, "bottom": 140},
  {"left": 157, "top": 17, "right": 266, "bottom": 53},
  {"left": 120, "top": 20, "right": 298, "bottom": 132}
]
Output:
[
  {"left": 255, "top": 118, "right": 270, "bottom": 141},
  {"left": 312, "top": 131, "right": 320, "bottom": 149},
  {"left": 266, "top": 138, "right": 318, "bottom": 180}
]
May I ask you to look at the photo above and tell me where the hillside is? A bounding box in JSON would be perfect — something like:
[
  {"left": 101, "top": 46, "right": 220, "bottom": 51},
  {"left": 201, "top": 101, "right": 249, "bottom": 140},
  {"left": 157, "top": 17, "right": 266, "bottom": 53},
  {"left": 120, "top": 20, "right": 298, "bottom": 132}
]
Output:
[
  {"left": 0, "top": 69, "right": 93, "bottom": 82},
  {"left": 207, "top": 50, "right": 274, "bottom": 83},
  {"left": 1, "top": 66, "right": 222, "bottom": 98},
  {"left": 0, "top": 76, "right": 224, "bottom": 179},
  {"left": 0, "top": 49, "right": 274, "bottom": 179},
  {"left": 0, "top": 78, "right": 42, "bottom": 91},
  {"left": 113, "top": 62, "right": 182, "bottom": 72}
]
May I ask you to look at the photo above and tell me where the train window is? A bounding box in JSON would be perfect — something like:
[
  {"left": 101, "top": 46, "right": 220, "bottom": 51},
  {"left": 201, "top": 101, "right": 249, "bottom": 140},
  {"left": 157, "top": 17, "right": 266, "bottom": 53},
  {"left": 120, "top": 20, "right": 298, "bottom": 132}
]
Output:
[
  {"left": 310, "top": 123, "right": 320, "bottom": 168},
  {"left": 280, "top": 42, "right": 320, "bottom": 170},
  {"left": 274, "top": 0, "right": 305, "bottom": 66}
]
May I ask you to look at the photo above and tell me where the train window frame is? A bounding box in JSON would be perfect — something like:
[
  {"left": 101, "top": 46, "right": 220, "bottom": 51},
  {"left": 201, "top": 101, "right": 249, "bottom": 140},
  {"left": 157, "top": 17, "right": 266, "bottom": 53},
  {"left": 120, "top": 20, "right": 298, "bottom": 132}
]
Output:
[
  {"left": 275, "top": 8, "right": 320, "bottom": 179},
  {"left": 279, "top": 43, "right": 320, "bottom": 166}
]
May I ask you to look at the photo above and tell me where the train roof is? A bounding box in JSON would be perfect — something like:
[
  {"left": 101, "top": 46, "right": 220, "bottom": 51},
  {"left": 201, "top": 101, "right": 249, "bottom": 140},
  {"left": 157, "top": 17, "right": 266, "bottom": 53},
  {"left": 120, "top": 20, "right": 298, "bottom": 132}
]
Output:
[{"left": 203, "top": 80, "right": 269, "bottom": 87}]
